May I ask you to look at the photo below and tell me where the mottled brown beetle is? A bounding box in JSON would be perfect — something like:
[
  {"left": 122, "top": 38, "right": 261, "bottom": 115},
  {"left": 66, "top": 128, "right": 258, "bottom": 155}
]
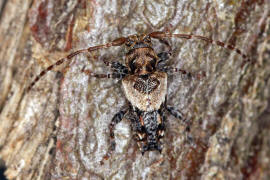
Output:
[{"left": 27, "top": 31, "right": 250, "bottom": 154}]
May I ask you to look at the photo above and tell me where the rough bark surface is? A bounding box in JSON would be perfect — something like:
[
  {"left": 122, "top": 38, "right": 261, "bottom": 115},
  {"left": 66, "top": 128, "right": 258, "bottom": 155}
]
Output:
[{"left": 0, "top": 0, "right": 269, "bottom": 179}]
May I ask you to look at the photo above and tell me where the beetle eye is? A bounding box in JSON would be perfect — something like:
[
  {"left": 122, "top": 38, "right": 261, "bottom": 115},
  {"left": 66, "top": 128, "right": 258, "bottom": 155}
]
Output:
[
  {"left": 144, "top": 36, "right": 151, "bottom": 43},
  {"left": 126, "top": 39, "right": 134, "bottom": 46}
]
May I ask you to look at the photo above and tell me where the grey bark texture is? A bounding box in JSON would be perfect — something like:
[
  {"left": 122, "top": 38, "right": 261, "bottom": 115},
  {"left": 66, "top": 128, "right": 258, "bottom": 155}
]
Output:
[{"left": 0, "top": 0, "right": 270, "bottom": 179}]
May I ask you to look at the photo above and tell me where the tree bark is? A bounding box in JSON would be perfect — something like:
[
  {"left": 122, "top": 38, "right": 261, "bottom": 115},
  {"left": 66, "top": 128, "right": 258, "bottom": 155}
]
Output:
[{"left": 0, "top": 0, "right": 269, "bottom": 179}]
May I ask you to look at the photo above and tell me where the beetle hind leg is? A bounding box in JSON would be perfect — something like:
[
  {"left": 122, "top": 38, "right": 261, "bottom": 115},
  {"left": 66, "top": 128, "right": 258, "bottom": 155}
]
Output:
[
  {"left": 100, "top": 109, "right": 127, "bottom": 164},
  {"left": 166, "top": 105, "right": 193, "bottom": 144}
]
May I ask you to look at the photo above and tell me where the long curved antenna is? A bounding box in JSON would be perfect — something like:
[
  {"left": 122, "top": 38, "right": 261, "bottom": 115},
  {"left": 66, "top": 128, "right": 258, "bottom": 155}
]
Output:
[
  {"left": 26, "top": 37, "right": 127, "bottom": 92},
  {"left": 149, "top": 31, "right": 250, "bottom": 63}
]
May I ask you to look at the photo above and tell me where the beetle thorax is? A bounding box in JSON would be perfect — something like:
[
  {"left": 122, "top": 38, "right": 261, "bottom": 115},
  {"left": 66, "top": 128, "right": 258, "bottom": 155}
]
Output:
[{"left": 125, "top": 48, "right": 158, "bottom": 75}]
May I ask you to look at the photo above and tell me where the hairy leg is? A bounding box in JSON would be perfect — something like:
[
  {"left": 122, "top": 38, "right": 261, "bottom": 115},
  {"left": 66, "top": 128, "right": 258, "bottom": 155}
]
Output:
[
  {"left": 166, "top": 105, "right": 193, "bottom": 143},
  {"left": 100, "top": 108, "right": 127, "bottom": 164},
  {"left": 101, "top": 57, "right": 128, "bottom": 79},
  {"left": 109, "top": 109, "right": 127, "bottom": 150}
]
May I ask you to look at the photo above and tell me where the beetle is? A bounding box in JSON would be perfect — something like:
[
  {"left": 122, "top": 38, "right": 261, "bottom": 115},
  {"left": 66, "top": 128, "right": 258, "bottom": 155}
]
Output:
[{"left": 27, "top": 31, "right": 250, "bottom": 154}]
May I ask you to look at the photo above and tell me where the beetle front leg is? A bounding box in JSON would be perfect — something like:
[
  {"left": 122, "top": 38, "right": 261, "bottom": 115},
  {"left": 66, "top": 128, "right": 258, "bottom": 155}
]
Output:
[{"left": 157, "top": 51, "right": 172, "bottom": 70}]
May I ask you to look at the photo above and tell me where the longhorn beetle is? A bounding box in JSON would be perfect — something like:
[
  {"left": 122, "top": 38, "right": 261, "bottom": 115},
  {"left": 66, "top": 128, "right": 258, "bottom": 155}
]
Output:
[{"left": 27, "top": 31, "right": 250, "bottom": 155}]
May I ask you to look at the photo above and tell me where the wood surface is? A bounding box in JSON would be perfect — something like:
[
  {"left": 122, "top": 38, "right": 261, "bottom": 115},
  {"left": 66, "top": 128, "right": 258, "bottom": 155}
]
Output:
[{"left": 0, "top": 0, "right": 269, "bottom": 179}]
